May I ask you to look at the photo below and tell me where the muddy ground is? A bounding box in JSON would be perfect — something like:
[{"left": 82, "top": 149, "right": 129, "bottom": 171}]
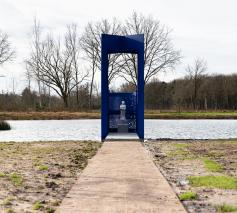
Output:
[
  {"left": 1, "top": 140, "right": 237, "bottom": 213},
  {"left": 145, "top": 140, "right": 237, "bottom": 213},
  {"left": 0, "top": 141, "right": 101, "bottom": 213}
]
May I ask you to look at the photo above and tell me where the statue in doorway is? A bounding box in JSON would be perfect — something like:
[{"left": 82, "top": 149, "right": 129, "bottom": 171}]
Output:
[{"left": 120, "top": 101, "right": 126, "bottom": 120}]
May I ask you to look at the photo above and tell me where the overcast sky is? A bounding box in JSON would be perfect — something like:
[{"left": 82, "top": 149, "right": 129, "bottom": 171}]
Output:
[{"left": 0, "top": 0, "right": 237, "bottom": 93}]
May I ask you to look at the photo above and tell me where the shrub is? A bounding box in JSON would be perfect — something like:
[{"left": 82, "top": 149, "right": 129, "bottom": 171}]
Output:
[{"left": 0, "top": 120, "right": 11, "bottom": 130}]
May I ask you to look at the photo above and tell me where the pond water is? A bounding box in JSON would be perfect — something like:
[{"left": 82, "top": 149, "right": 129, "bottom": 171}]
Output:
[{"left": 0, "top": 119, "right": 236, "bottom": 142}]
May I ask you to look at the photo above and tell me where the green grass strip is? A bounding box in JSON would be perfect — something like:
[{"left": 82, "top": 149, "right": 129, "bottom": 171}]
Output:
[
  {"left": 179, "top": 191, "right": 198, "bottom": 201},
  {"left": 188, "top": 176, "right": 237, "bottom": 189},
  {"left": 216, "top": 203, "right": 237, "bottom": 212},
  {"left": 203, "top": 158, "right": 222, "bottom": 172}
]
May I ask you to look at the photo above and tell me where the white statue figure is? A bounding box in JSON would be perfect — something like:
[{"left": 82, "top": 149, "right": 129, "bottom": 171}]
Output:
[{"left": 120, "top": 101, "right": 126, "bottom": 120}]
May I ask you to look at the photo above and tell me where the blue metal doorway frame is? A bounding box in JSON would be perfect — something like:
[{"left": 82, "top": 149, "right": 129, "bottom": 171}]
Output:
[{"left": 101, "top": 34, "right": 144, "bottom": 140}]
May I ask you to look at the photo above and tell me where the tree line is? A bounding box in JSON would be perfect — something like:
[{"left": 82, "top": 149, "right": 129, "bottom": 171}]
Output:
[
  {"left": 0, "top": 85, "right": 100, "bottom": 111},
  {"left": 144, "top": 75, "right": 237, "bottom": 111},
  {"left": 1, "top": 71, "right": 237, "bottom": 111},
  {"left": 118, "top": 58, "right": 237, "bottom": 111}
]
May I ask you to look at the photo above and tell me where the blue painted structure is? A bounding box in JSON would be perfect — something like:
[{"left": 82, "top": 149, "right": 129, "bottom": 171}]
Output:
[{"left": 101, "top": 34, "right": 144, "bottom": 140}]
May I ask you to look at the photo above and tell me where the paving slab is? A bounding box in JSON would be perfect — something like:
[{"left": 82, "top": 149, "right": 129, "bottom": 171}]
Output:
[{"left": 57, "top": 141, "right": 186, "bottom": 213}]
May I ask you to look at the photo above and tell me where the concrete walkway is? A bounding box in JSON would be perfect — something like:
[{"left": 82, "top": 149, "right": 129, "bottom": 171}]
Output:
[{"left": 57, "top": 141, "right": 186, "bottom": 213}]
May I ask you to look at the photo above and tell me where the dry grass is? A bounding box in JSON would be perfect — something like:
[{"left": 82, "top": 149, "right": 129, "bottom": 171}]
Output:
[
  {"left": 0, "top": 111, "right": 100, "bottom": 120},
  {"left": 1, "top": 110, "right": 237, "bottom": 120},
  {"left": 145, "top": 110, "right": 237, "bottom": 119}
]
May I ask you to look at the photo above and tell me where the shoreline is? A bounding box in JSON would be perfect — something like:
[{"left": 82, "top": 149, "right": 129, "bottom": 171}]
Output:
[{"left": 1, "top": 111, "right": 237, "bottom": 120}]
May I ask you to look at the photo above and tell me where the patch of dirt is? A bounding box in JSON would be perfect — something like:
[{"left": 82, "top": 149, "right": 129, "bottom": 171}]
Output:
[
  {"left": 0, "top": 141, "right": 101, "bottom": 213},
  {"left": 145, "top": 140, "right": 237, "bottom": 213}
]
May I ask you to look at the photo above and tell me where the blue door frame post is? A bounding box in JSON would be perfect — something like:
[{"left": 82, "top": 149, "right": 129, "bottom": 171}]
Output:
[
  {"left": 137, "top": 41, "right": 144, "bottom": 139},
  {"left": 101, "top": 41, "right": 109, "bottom": 140},
  {"left": 101, "top": 34, "right": 144, "bottom": 140}
]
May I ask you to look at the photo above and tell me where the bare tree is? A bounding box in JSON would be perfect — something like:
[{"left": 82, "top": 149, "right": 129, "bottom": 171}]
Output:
[
  {"left": 29, "top": 18, "right": 43, "bottom": 107},
  {"left": 0, "top": 30, "right": 15, "bottom": 65},
  {"left": 27, "top": 24, "right": 87, "bottom": 108},
  {"left": 65, "top": 24, "right": 88, "bottom": 107},
  {"left": 25, "top": 62, "right": 33, "bottom": 90},
  {"left": 186, "top": 58, "right": 207, "bottom": 109},
  {"left": 80, "top": 18, "right": 122, "bottom": 108},
  {"left": 120, "top": 12, "right": 181, "bottom": 86}
]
